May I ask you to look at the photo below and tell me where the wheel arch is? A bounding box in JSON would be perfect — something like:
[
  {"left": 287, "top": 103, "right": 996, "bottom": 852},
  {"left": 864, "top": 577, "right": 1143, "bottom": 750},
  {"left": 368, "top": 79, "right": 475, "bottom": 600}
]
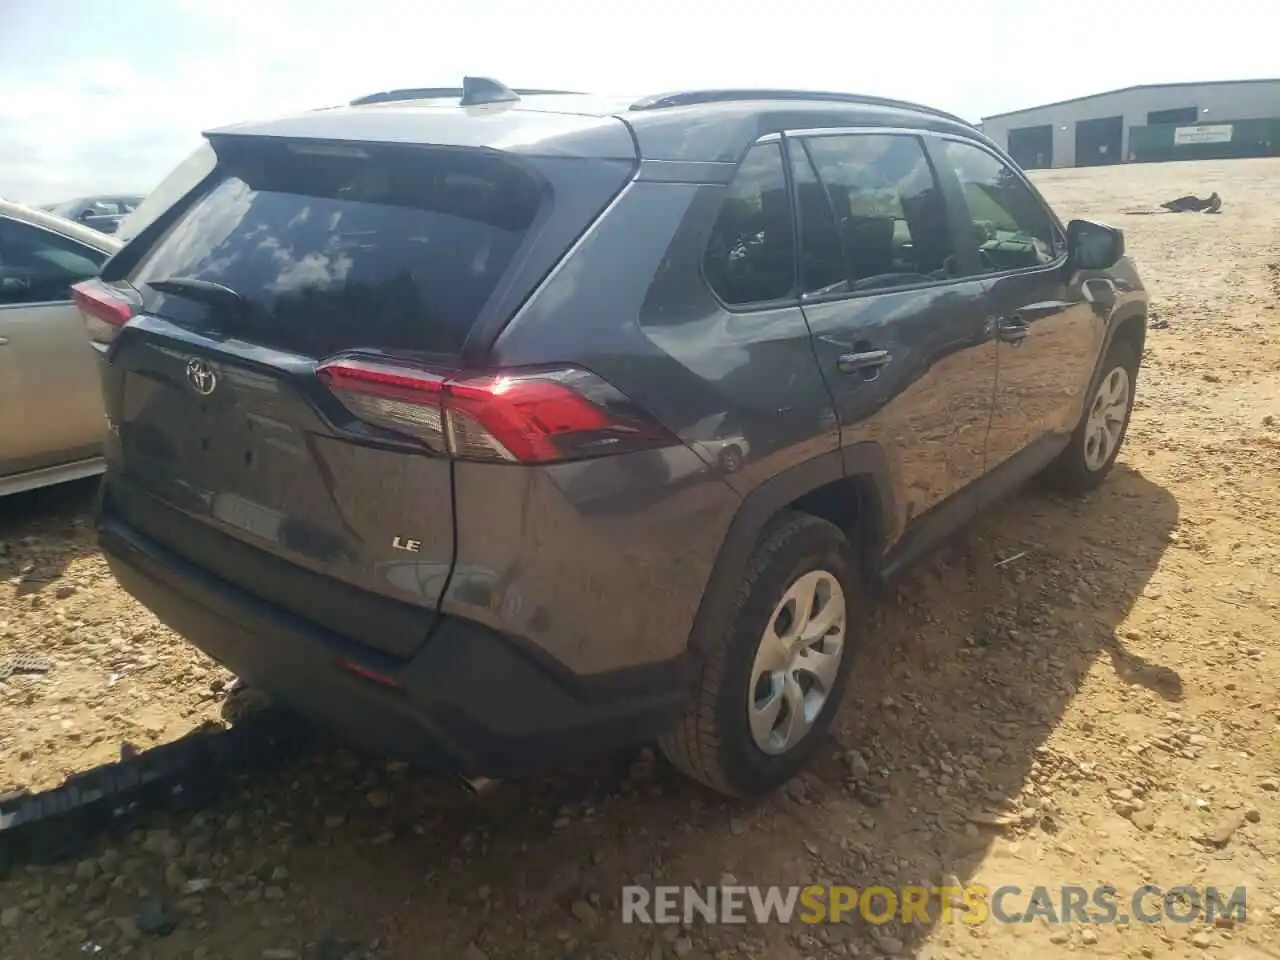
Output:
[
  {"left": 686, "top": 444, "right": 892, "bottom": 659},
  {"left": 1108, "top": 305, "right": 1147, "bottom": 360},
  {"left": 1081, "top": 303, "right": 1147, "bottom": 405}
]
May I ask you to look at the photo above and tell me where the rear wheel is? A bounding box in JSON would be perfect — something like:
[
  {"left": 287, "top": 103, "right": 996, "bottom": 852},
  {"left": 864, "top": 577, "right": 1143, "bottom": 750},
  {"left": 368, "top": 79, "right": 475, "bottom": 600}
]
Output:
[
  {"left": 659, "top": 512, "right": 859, "bottom": 797},
  {"left": 1045, "top": 340, "right": 1139, "bottom": 495}
]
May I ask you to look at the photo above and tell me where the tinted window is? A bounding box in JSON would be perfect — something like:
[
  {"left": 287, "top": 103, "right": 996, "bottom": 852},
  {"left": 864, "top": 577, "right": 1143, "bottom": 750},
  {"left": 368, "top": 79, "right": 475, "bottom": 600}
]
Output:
[
  {"left": 0, "top": 216, "right": 106, "bottom": 306},
  {"left": 788, "top": 140, "right": 846, "bottom": 294},
  {"left": 131, "top": 142, "right": 542, "bottom": 357},
  {"left": 1147, "top": 106, "right": 1197, "bottom": 125},
  {"left": 703, "top": 143, "right": 795, "bottom": 306},
  {"left": 940, "top": 140, "right": 1062, "bottom": 272},
  {"left": 803, "top": 134, "right": 957, "bottom": 292}
]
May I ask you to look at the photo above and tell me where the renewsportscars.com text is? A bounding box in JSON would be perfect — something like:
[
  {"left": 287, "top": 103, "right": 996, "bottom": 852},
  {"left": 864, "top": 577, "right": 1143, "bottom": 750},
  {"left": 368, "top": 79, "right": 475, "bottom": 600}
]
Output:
[{"left": 621, "top": 884, "right": 1248, "bottom": 926}]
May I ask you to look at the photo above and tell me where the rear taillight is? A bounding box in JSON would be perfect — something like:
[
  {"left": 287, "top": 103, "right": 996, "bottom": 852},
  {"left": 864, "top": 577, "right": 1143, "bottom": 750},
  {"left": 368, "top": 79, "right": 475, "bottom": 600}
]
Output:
[
  {"left": 71, "top": 278, "right": 139, "bottom": 347},
  {"left": 316, "top": 358, "right": 677, "bottom": 464}
]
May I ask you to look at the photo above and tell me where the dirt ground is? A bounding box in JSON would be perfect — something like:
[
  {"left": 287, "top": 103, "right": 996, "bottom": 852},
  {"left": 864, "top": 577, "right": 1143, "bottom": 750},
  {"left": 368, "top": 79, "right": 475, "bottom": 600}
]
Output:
[{"left": 2, "top": 157, "right": 1279, "bottom": 960}]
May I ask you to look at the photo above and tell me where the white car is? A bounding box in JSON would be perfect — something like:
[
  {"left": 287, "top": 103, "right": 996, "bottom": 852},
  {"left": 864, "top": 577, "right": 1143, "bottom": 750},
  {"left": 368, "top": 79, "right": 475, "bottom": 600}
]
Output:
[
  {"left": 686, "top": 412, "right": 750, "bottom": 473},
  {"left": 0, "top": 200, "right": 122, "bottom": 496}
]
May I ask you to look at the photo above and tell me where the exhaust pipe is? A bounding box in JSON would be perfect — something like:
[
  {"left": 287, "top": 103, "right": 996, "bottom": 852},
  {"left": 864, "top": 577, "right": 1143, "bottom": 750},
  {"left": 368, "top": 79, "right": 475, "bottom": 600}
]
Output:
[{"left": 459, "top": 775, "right": 500, "bottom": 797}]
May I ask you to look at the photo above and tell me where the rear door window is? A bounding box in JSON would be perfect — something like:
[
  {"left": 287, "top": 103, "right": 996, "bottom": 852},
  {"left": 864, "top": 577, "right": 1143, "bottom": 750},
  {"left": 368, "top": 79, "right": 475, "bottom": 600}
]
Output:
[
  {"left": 131, "top": 141, "right": 543, "bottom": 358},
  {"left": 788, "top": 139, "right": 846, "bottom": 294},
  {"left": 799, "top": 134, "right": 958, "bottom": 293}
]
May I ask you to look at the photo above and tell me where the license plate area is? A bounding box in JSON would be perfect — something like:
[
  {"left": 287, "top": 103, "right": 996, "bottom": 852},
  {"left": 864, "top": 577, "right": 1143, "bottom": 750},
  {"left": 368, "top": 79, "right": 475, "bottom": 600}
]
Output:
[{"left": 213, "top": 492, "right": 282, "bottom": 542}]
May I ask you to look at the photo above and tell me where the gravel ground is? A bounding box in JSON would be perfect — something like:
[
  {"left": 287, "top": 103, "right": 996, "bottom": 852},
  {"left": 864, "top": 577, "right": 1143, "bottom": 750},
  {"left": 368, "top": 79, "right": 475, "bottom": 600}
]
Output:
[{"left": 2, "top": 158, "right": 1279, "bottom": 960}]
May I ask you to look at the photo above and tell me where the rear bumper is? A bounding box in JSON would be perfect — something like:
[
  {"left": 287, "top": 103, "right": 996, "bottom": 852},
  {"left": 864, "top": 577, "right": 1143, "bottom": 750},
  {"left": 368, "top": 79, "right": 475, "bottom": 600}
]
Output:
[{"left": 97, "top": 497, "right": 693, "bottom": 779}]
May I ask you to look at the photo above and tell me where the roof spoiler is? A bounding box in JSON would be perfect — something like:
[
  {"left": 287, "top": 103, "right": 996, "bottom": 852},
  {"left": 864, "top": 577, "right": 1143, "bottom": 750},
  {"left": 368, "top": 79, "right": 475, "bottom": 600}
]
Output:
[{"left": 350, "top": 77, "right": 580, "bottom": 108}]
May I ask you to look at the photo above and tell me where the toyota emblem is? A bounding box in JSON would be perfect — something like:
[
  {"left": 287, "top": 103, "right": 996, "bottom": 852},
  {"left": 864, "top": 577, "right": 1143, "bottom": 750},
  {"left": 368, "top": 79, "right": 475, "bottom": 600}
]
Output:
[{"left": 185, "top": 358, "right": 218, "bottom": 396}]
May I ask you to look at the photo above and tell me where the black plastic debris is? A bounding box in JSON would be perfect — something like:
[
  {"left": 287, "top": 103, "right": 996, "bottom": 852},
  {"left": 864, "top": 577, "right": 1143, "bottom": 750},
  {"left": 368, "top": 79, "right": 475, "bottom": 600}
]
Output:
[
  {"left": 0, "top": 706, "right": 315, "bottom": 872},
  {"left": 1161, "top": 192, "right": 1222, "bottom": 214}
]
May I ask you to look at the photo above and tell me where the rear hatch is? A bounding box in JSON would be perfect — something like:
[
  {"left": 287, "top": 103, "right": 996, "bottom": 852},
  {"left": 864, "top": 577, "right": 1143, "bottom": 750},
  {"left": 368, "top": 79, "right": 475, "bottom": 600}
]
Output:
[{"left": 89, "top": 126, "right": 635, "bottom": 658}]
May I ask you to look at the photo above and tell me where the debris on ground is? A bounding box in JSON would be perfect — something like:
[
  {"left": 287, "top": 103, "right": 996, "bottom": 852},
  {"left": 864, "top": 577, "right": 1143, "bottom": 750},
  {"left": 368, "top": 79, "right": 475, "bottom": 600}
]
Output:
[
  {"left": 1122, "top": 190, "right": 1223, "bottom": 215},
  {"left": 1160, "top": 190, "right": 1223, "bottom": 213},
  {"left": 0, "top": 654, "right": 52, "bottom": 681}
]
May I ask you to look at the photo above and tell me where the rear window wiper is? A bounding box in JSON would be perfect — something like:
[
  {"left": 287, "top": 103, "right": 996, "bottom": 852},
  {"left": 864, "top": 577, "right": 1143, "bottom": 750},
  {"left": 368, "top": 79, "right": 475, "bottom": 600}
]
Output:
[{"left": 145, "top": 277, "right": 246, "bottom": 317}]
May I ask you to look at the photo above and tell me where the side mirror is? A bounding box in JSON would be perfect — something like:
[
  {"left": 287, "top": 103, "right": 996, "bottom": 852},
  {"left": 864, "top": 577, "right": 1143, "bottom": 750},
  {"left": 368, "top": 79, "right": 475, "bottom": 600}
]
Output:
[
  {"left": 1067, "top": 219, "right": 1124, "bottom": 271},
  {"left": 79, "top": 209, "right": 97, "bottom": 222}
]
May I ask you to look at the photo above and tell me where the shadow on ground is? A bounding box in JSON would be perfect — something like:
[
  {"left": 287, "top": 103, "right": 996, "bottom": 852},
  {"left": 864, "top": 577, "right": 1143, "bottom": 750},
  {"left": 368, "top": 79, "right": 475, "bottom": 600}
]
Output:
[{"left": 1, "top": 466, "right": 1177, "bottom": 959}]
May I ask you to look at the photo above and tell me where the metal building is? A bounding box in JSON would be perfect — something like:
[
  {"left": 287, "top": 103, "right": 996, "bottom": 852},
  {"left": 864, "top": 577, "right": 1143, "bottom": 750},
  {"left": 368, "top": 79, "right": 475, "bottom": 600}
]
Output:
[{"left": 979, "top": 79, "right": 1280, "bottom": 169}]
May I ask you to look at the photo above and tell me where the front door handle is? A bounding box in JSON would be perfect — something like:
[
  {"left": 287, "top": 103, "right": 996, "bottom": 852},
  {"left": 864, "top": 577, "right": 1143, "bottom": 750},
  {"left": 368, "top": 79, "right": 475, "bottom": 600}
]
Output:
[
  {"left": 0, "top": 336, "right": 8, "bottom": 345},
  {"left": 837, "top": 349, "right": 892, "bottom": 376},
  {"left": 995, "top": 314, "right": 1030, "bottom": 344}
]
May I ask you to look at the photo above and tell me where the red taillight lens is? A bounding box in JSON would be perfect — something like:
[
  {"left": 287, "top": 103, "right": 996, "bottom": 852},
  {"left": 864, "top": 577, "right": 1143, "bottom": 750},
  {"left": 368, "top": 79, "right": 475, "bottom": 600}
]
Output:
[
  {"left": 316, "top": 358, "right": 676, "bottom": 465},
  {"left": 316, "top": 358, "right": 448, "bottom": 449},
  {"left": 71, "top": 278, "right": 139, "bottom": 346},
  {"left": 446, "top": 373, "right": 614, "bottom": 462}
]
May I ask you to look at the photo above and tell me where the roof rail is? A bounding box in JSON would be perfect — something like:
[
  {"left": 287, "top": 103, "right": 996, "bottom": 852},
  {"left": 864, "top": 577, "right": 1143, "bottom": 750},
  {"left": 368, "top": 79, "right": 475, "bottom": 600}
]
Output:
[
  {"left": 351, "top": 78, "right": 582, "bottom": 107},
  {"left": 628, "top": 89, "right": 971, "bottom": 126}
]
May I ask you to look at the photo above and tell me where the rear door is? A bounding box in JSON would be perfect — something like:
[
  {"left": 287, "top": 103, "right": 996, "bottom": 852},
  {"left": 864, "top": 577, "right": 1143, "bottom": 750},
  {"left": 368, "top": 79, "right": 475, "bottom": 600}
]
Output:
[
  {"left": 97, "top": 135, "right": 631, "bottom": 658},
  {"left": 791, "top": 131, "right": 997, "bottom": 555},
  {"left": 0, "top": 215, "right": 108, "bottom": 476},
  {"left": 933, "top": 137, "right": 1102, "bottom": 476}
]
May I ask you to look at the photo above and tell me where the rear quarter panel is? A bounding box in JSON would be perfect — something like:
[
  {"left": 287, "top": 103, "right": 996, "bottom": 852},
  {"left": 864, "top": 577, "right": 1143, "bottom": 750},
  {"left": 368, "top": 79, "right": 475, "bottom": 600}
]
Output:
[{"left": 454, "top": 179, "right": 839, "bottom": 676}]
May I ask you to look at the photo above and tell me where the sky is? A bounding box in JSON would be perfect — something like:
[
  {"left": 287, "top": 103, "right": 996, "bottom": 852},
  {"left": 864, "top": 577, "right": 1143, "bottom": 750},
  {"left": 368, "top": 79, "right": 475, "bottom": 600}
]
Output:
[{"left": 0, "top": 0, "right": 1275, "bottom": 204}]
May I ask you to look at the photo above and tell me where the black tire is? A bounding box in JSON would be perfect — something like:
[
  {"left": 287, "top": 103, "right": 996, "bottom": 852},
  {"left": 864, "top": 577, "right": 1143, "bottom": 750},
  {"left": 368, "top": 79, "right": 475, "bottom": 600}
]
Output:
[
  {"left": 658, "top": 511, "right": 860, "bottom": 797},
  {"left": 1045, "top": 339, "right": 1139, "bottom": 495}
]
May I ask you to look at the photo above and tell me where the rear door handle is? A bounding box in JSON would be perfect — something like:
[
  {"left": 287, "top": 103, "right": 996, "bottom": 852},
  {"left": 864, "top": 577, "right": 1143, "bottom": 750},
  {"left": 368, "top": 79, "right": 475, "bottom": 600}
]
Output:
[
  {"left": 0, "top": 336, "right": 8, "bottom": 345},
  {"left": 837, "top": 349, "right": 892, "bottom": 376},
  {"left": 995, "top": 314, "right": 1030, "bottom": 344}
]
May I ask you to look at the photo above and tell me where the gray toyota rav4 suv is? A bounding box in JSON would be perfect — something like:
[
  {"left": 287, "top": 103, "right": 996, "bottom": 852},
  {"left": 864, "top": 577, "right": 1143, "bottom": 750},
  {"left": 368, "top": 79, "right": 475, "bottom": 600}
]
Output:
[{"left": 75, "top": 79, "right": 1148, "bottom": 797}]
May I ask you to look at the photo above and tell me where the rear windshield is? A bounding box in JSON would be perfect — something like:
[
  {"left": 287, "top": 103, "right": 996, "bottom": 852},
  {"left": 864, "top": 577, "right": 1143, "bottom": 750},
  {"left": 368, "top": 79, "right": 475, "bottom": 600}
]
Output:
[{"left": 130, "top": 140, "right": 543, "bottom": 358}]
